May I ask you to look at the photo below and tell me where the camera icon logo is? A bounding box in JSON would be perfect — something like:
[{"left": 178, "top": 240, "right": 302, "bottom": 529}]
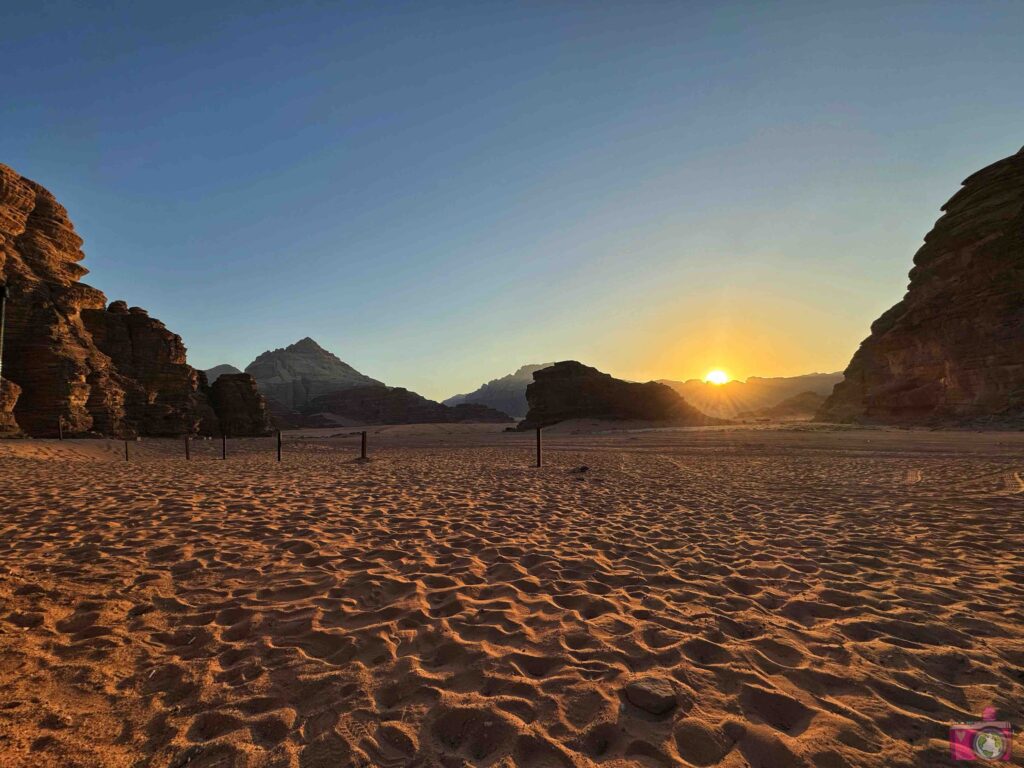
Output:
[{"left": 950, "top": 707, "right": 1012, "bottom": 761}]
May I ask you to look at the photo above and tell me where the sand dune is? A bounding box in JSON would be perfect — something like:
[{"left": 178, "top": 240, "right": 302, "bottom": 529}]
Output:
[{"left": 0, "top": 425, "right": 1022, "bottom": 767}]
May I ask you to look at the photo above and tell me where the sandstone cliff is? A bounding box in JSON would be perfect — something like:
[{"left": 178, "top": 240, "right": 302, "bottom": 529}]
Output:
[
  {"left": 519, "top": 361, "right": 721, "bottom": 429},
  {"left": 0, "top": 163, "right": 269, "bottom": 437},
  {"left": 304, "top": 385, "right": 513, "bottom": 425},
  {"left": 245, "top": 337, "right": 382, "bottom": 412},
  {"left": 819, "top": 147, "right": 1024, "bottom": 425},
  {"left": 209, "top": 373, "right": 274, "bottom": 436}
]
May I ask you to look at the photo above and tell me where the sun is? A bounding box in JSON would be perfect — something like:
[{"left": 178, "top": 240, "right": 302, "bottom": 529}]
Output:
[{"left": 704, "top": 369, "right": 729, "bottom": 385}]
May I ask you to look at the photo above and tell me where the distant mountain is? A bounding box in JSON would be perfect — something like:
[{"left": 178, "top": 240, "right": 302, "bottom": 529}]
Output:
[
  {"left": 659, "top": 372, "right": 843, "bottom": 419},
  {"left": 204, "top": 364, "right": 242, "bottom": 383},
  {"left": 737, "top": 391, "right": 826, "bottom": 421},
  {"left": 519, "top": 361, "right": 723, "bottom": 429},
  {"left": 444, "top": 363, "right": 554, "bottom": 418},
  {"left": 245, "top": 337, "right": 382, "bottom": 411},
  {"left": 303, "top": 385, "right": 513, "bottom": 425}
]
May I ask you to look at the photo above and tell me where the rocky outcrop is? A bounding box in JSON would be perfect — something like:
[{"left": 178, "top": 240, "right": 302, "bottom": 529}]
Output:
[
  {"left": 819, "top": 147, "right": 1024, "bottom": 425},
  {"left": 205, "top": 364, "right": 243, "bottom": 383},
  {"left": 245, "top": 337, "right": 382, "bottom": 412},
  {"left": 209, "top": 374, "right": 273, "bottom": 436},
  {"left": 0, "top": 163, "right": 268, "bottom": 437},
  {"left": 519, "top": 361, "right": 721, "bottom": 429},
  {"left": 660, "top": 372, "right": 843, "bottom": 419},
  {"left": 444, "top": 363, "right": 555, "bottom": 419},
  {"left": 0, "top": 378, "right": 20, "bottom": 434},
  {"left": 737, "top": 391, "right": 825, "bottom": 421},
  {"left": 304, "top": 385, "right": 513, "bottom": 425}
]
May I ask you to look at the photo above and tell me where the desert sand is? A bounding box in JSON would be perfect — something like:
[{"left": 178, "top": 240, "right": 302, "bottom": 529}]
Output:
[{"left": 0, "top": 424, "right": 1022, "bottom": 767}]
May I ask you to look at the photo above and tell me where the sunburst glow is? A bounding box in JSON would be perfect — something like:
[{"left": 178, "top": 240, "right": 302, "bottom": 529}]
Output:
[{"left": 704, "top": 369, "right": 729, "bottom": 385}]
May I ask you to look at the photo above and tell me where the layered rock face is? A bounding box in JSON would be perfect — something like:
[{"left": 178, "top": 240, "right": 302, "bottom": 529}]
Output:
[
  {"left": 520, "top": 361, "right": 720, "bottom": 429},
  {"left": 820, "top": 147, "right": 1024, "bottom": 424},
  {"left": 245, "top": 337, "right": 382, "bottom": 411},
  {"left": 444, "top": 363, "right": 554, "bottom": 419},
  {"left": 209, "top": 374, "right": 273, "bottom": 436},
  {"left": 0, "top": 163, "right": 268, "bottom": 436},
  {"left": 304, "top": 385, "right": 513, "bottom": 425}
]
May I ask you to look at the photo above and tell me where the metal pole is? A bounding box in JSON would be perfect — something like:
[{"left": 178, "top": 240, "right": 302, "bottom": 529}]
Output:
[
  {"left": 185, "top": 436, "right": 190, "bottom": 460},
  {"left": 0, "top": 283, "right": 7, "bottom": 383},
  {"left": 124, "top": 440, "right": 129, "bottom": 462},
  {"left": 222, "top": 434, "right": 227, "bottom": 460},
  {"left": 361, "top": 430, "right": 367, "bottom": 460},
  {"left": 536, "top": 427, "right": 542, "bottom": 468},
  {"left": 277, "top": 430, "right": 282, "bottom": 462}
]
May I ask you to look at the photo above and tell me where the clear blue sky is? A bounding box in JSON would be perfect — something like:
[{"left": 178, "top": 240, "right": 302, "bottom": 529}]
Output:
[{"left": 3, "top": 1, "right": 1022, "bottom": 399}]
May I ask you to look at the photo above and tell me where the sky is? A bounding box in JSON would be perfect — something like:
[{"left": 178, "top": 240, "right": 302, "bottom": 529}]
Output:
[{"left": 3, "top": 1, "right": 1022, "bottom": 400}]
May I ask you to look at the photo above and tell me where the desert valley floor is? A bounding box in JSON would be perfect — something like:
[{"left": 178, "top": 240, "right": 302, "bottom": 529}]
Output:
[{"left": 0, "top": 423, "right": 1022, "bottom": 768}]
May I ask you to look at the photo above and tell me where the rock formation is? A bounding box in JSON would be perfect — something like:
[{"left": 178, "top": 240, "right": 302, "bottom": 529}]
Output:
[
  {"left": 0, "top": 377, "right": 20, "bottom": 434},
  {"left": 0, "top": 163, "right": 270, "bottom": 437},
  {"left": 444, "top": 363, "right": 555, "bottom": 419},
  {"left": 519, "top": 361, "right": 721, "bottom": 429},
  {"left": 659, "top": 372, "right": 843, "bottom": 419},
  {"left": 209, "top": 373, "right": 274, "bottom": 436},
  {"left": 819, "top": 147, "right": 1024, "bottom": 425},
  {"left": 245, "top": 337, "right": 382, "bottom": 412},
  {"left": 737, "top": 391, "right": 826, "bottom": 421},
  {"left": 205, "top": 363, "right": 243, "bottom": 383},
  {"left": 304, "top": 385, "right": 513, "bottom": 425}
]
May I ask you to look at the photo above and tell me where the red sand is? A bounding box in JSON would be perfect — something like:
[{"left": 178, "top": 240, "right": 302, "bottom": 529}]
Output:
[{"left": 1, "top": 424, "right": 1022, "bottom": 767}]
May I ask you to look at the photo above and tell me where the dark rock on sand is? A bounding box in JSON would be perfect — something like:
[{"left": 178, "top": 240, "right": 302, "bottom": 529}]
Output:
[{"left": 519, "top": 361, "right": 720, "bottom": 429}]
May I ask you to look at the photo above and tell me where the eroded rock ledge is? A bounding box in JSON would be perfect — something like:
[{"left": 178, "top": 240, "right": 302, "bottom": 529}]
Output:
[{"left": 0, "top": 163, "right": 269, "bottom": 437}]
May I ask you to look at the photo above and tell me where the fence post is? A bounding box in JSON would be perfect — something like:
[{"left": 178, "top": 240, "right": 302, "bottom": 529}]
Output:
[
  {"left": 58, "top": 417, "right": 63, "bottom": 441},
  {"left": 277, "top": 430, "right": 282, "bottom": 462},
  {"left": 222, "top": 434, "right": 227, "bottom": 460},
  {"left": 361, "top": 430, "right": 367, "bottom": 460},
  {"left": 124, "top": 440, "right": 129, "bottom": 462},
  {"left": 185, "top": 435, "right": 190, "bottom": 460},
  {"left": 536, "top": 427, "right": 542, "bottom": 468}
]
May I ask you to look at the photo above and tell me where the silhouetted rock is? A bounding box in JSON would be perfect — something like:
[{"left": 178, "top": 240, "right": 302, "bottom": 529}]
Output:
[
  {"left": 737, "top": 391, "right": 825, "bottom": 420},
  {"left": 519, "top": 361, "right": 720, "bottom": 429},
  {"left": 0, "top": 163, "right": 267, "bottom": 437},
  {"left": 660, "top": 373, "right": 843, "bottom": 419},
  {"left": 304, "top": 385, "right": 513, "bottom": 425},
  {"left": 0, "top": 378, "right": 20, "bottom": 434},
  {"left": 205, "top": 364, "right": 243, "bottom": 383},
  {"left": 245, "top": 337, "right": 382, "bottom": 412},
  {"left": 444, "top": 363, "right": 555, "bottom": 418},
  {"left": 209, "top": 374, "right": 273, "bottom": 436},
  {"left": 820, "top": 147, "right": 1024, "bottom": 425}
]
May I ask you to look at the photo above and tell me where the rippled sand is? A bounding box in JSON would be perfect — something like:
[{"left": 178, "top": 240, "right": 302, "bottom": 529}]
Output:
[{"left": 1, "top": 424, "right": 1022, "bottom": 767}]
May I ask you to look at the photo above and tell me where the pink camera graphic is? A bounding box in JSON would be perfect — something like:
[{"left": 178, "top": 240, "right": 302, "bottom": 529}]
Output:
[{"left": 950, "top": 708, "right": 1012, "bottom": 761}]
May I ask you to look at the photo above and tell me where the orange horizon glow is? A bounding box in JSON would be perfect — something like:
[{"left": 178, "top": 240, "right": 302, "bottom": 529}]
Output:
[{"left": 704, "top": 369, "right": 730, "bottom": 385}]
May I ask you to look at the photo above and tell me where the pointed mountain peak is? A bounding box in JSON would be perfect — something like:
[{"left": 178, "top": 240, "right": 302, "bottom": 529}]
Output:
[{"left": 287, "top": 337, "right": 327, "bottom": 354}]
